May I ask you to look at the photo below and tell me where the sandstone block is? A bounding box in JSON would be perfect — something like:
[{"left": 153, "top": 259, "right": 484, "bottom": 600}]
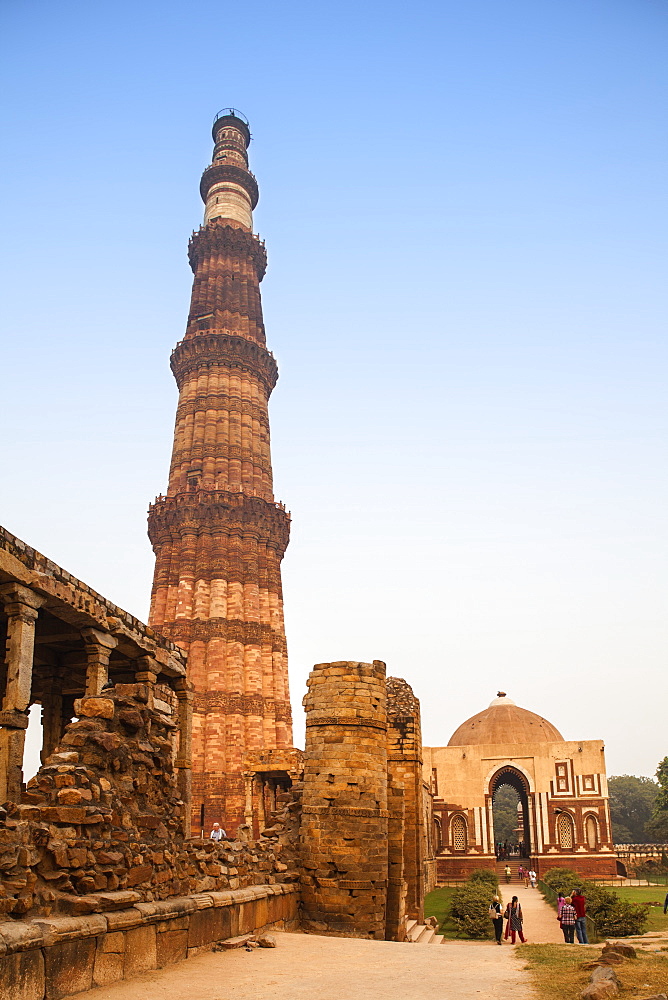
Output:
[
  {"left": 123, "top": 924, "right": 157, "bottom": 977},
  {"left": 99, "top": 931, "right": 125, "bottom": 953},
  {"left": 93, "top": 951, "right": 124, "bottom": 987},
  {"left": 73, "top": 697, "right": 115, "bottom": 719},
  {"left": 44, "top": 936, "right": 95, "bottom": 1000},
  {"left": 0, "top": 949, "right": 45, "bottom": 1000},
  {"left": 156, "top": 928, "right": 188, "bottom": 966}
]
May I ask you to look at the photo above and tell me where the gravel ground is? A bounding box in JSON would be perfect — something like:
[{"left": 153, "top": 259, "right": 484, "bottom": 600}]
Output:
[{"left": 67, "top": 930, "right": 538, "bottom": 1000}]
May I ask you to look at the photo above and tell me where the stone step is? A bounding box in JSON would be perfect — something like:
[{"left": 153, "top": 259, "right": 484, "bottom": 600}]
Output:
[
  {"left": 405, "top": 919, "right": 420, "bottom": 941},
  {"left": 405, "top": 921, "right": 442, "bottom": 944}
]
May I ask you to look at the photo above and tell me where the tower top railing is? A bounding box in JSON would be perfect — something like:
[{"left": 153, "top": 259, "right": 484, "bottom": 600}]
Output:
[{"left": 213, "top": 107, "right": 250, "bottom": 127}]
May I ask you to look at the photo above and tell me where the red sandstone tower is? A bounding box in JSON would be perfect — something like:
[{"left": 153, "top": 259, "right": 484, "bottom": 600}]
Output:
[{"left": 147, "top": 109, "right": 292, "bottom": 834}]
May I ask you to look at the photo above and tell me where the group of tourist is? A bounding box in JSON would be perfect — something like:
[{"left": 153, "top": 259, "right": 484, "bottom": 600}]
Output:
[
  {"left": 488, "top": 895, "right": 526, "bottom": 944},
  {"left": 488, "top": 885, "right": 588, "bottom": 945},
  {"left": 556, "top": 888, "right": 588, "bottom": 943},
  {"left": 495, "top": 841, "right": 528, "bottom": 860},
  {"left": 503, "top": 864, "right": 536, "bottom": 887}
]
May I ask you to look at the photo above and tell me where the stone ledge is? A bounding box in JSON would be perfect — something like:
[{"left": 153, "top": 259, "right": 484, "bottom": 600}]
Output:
[
  {"left": 0, "top": 884, "right": 299, "bottom": 1000},
  {"left": 0, "top": 883, "right": 298, "bottom": 954}
]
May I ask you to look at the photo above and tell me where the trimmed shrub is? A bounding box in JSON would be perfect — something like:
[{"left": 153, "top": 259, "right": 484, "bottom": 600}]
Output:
[
  {"left": 582, "top": 880, "right": 648, "bottom": 937},
  {"left": 449, "top": 870, "right": 501, "bottom": 939},
  {"left": 541, "top": 867, "right": 581, "bottom": 895},
  {"left": 468, "top": 868, "right": 499, "bottom": 892},
  {"left": 450, "top": 881, "right": 494, "bottom": 939}
]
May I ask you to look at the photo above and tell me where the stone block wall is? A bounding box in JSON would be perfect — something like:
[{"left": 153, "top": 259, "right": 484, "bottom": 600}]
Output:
[
  {"left": 300, "top": 661, "right": 389, "bottom": 939},
  {"left": 0, "top": 684, "right": 299, "bottom": 920},
  {"left": 0, "top": 884, "right": 299, "bottom": 1000},
  {"left": 386, "top": 677, "right": 425, "bottom": 924}
]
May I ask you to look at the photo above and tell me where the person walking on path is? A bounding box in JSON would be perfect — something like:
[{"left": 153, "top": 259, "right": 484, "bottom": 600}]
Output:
[
  {"left": 489, "top": 895, "right": 504, "bottom": 945},
  {"left": 504, "top": 896, "right": 527, "bottom": 944},
  {"left": 528, "top": 869, "right": 537, "bottom": 889},
  {"left": 559, "top": 895, "right": 577, "bottom": 943},
  {"left": 663, "top": 891, "right": 668, "bottom": 915},
  {"left": 504, "top": 864, "right": 512, "bottom": 883},
  {"left": 571, "top": 888, "right": 589, "bottom": 943},
  {"left": 557, "top": 892, "right": 565, "bottom": 919}
]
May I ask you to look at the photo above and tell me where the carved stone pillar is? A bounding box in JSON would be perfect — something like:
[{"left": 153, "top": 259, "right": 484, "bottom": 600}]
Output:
[
  {"left": 135, "top": 655, "right": 158, "bottom": 685},
  {"left": 174, "top": 678, "right": 193, "bottom": 838},
  {"left": 243, "top": 771, "right": 254, "bottom": 831},
  {"left": 0, "top": 584, "right": 45, "bottom": 803},
  {"left": 41, "top": 667, "right": 64, "bottom": 763},
  {"left": 81, "top": 628, "right": 118, "bottom": 696}
]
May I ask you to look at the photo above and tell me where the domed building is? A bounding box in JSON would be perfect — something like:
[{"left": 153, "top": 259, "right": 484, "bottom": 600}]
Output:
[{"left": 423, "top": 693, "right": 616, "bottom": 880}]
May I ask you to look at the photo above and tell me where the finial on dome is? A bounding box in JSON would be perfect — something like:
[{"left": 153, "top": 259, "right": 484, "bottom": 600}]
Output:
[{"left": 488, "top": 692, "right": 517, "bottom": 707}]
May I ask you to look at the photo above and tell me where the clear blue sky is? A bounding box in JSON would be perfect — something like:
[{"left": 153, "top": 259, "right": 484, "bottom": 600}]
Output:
[{"left": 1, "top": 0, "right": 667, "bottom": 778}]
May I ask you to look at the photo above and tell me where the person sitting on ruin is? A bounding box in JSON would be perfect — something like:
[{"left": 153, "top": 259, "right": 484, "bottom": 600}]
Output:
[{"left": 209, "top": 821, "right": 226, "bottom": 841}]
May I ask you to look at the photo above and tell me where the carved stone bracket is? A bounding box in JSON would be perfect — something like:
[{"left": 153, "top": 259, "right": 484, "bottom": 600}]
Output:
[
  {"left": 188, "top": 222, "right": 267, "bottom": 278},
  {"left": 199, "top": 163, "right": 259, "bottom": 210},
  {"left": 170, "top": 332, "right": 278, "bottom": 394},
  {"left": 147, "top": 491, "right": 290, "bottom": 555}
]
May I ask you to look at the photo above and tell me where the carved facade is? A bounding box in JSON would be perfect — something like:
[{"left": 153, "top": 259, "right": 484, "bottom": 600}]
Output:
[
  {"left": 424, "top": 693, "right": 616, "bottom": 879},
  {"left": 147, "top": 111, "right": 293, "bottom": 834}
]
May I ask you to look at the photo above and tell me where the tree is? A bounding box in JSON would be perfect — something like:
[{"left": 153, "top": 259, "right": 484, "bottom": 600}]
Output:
[
  {"left": 492, "top": 784, "right": 521, "bottom": 844},
  {"left": 608, "top": 775, "right": 658, "bottom": 843},
  {"left": 646, "top": 757, "right": 668, "bottom": 841}
]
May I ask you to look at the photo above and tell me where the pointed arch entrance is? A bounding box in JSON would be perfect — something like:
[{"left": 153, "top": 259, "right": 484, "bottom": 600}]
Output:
[{"left": 488, "top": 764, "right": 532, "bottom": 858}]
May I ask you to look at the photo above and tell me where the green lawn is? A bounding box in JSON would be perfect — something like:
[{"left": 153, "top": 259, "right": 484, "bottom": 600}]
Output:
[
  {"left": 607, "top": 885, "right": 668, "bottom": 933},
  {"left": 424, "top": 887, "right": 460, "bottom": 938}
]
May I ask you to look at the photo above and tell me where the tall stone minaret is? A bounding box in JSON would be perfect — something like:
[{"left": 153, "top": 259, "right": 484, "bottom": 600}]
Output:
[{"left": 147, "top": 110, "right": 292, "bottom": 834}]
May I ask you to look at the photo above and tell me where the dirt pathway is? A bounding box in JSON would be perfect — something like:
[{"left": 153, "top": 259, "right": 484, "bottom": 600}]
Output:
[
  {"left": 501, "top": 880, "right": 564, "bottom": 944},
  {"left": 67, "top": 930, "right": 538, "bottom": 1000}
]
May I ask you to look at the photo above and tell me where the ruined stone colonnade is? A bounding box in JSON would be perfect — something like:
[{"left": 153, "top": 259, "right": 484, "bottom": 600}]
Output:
[{"left": 0, "top": 526, "right": 192, "bottom": 816}]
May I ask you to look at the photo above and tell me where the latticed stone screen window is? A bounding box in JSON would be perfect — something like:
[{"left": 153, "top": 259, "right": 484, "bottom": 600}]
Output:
[
  {"left": 585, "top": 815, "right": 598, "bottom": 850},
  {"left": 451, "top": 815, "right": 467, "bottom": 850},
  {"left": 557, "top": 812, "right": 574, "bottom": 849}
]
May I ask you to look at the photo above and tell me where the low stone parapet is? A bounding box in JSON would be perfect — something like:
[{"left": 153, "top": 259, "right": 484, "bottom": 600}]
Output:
[{"left": 0, "top": 882, "right": 298, "bottom": 1000}]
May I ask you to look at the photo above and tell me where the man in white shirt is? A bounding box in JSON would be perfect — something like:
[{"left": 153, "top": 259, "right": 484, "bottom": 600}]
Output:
[{"left": 209, "top": 822, "right": 226, "bottom": 841}]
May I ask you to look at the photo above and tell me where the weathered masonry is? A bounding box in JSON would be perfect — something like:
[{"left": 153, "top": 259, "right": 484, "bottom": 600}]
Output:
[
  {"left": 0, "top": 529, "right": 434, "bottom": 999},
  {"left": 299, "top": 661, "right": 436, "bottom": 940},
  {"left": 0, "top": 526, "right": 190, "bottom": 815},
  {"left": 0, "top": 526, "right": 300, "bottom": 999},
  {"left": 147, "top": 109, "right": 293, "bottom": 836}
]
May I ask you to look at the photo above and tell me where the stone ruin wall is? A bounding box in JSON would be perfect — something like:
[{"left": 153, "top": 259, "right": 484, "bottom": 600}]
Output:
[
  {"left": 0, "top": 527, "right": 434, "bottom": 994},
  {"left": 300, "top": 660, "right": 389, "bottom": 939},
  {"left": 386, "top": 676, "right": 425, "bottom": 924},
  {"left": 0, "top": 686, "right": 300, "bottom": 921},
  {"left": 0, "top": 681, "right": 301, "bottom": 998},
  {"left": 299, "top": 661, "right": 432, "bottom": 941}
]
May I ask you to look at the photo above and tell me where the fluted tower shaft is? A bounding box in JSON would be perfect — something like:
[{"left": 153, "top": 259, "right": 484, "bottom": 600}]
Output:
[{"left": 147, "top": 111, "right": 292, "bottom": 834}]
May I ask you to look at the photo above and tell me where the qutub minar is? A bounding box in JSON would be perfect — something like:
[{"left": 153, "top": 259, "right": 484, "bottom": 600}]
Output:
[{"left": 147, "top": 109, "right": 292, "bottom": 834}]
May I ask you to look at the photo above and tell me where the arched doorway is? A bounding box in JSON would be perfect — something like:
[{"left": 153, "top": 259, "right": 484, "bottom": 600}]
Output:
[{"left": 490, "top": 766, "right": 532, "bottom": 858}]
